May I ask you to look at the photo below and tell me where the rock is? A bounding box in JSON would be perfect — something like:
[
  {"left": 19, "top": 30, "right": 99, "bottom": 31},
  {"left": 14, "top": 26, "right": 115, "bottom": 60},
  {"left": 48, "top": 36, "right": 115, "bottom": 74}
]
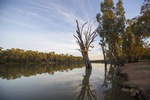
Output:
[
  {"left": 121, "top": 88, "right": 130, "bottom": 95},
  {"left": 121, "top": 88, "right": 139, "bottom": 97},
  {"left": 130, "top": 92, "right": 136, "bottom": 96},
  {"left": 130, "top": 89, "right": 137, "bottom": 96},
  {"left": 130, "top": 88, "right": 139, "bottom": 94},
  {"left": 129, "top": 88, "right": 139, "bottom": 96}
]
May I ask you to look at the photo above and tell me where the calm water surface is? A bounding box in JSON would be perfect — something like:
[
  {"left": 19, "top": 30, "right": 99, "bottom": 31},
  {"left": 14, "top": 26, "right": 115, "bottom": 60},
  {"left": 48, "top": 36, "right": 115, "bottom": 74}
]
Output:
[{"left": 0, "top": 63, "right": 135, "bottom": 100}]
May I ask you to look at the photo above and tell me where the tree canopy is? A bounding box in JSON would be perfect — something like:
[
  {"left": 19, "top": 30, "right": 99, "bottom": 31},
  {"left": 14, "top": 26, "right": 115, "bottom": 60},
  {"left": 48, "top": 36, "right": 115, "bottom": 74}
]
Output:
[
  {"left": 0, "top": 47, "right": 83, "bottom": 64},
  {"left": 96, "top": 0, "right": 150, "bottom": 64}
]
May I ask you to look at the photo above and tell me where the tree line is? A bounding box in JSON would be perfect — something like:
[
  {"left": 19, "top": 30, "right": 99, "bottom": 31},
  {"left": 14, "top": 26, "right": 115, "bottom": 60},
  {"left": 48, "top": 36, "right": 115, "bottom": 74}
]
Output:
[{"left": 0, "top": 47, "right": 83, "bottom": 64}]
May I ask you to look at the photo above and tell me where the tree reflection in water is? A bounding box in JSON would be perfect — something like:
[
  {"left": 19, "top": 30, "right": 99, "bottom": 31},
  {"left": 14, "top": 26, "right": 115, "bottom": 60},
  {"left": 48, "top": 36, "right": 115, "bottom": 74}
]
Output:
[
  {"left": 102, "top": 64, "right": 136, "bottom": 100},
  {"left": 0, "top": 63, "right": 84, "bottom": 80},
  {"left": 78, "top": 68, "right": 97, "bottom": 100},
  {"left": 102, "top": 63, "right": 109, "bottom": 88}
]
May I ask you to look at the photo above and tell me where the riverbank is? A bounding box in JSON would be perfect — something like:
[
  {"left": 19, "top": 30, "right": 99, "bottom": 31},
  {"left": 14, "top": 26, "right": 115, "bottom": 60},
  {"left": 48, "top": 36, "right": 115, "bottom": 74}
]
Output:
[{"left": 119, "top": 62, "right": 150, "bottom": 100}]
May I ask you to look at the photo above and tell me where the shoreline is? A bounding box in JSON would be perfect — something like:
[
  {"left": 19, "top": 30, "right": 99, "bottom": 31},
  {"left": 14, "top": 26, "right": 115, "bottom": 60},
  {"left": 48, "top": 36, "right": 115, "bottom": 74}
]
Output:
[{"left": 119, "top": 62, "right": 150, "bottom": 100}]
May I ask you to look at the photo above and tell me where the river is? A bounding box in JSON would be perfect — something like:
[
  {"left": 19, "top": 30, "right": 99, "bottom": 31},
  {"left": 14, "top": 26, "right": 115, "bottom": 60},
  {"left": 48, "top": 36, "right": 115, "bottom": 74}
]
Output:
[{"left": 0, "top": 63, "right": 135, "bottom": 100}]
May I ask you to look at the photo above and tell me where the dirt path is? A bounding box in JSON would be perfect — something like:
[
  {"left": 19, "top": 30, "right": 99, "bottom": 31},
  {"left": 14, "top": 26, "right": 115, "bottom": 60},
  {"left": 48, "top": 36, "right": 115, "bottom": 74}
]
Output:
[{"left": 120, "top": 62, "right": 150, "bottom": 100}]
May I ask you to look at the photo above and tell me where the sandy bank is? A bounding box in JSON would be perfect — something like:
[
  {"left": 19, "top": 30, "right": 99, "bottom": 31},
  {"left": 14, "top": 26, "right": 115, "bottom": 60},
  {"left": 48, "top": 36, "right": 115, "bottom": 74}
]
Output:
[{"left": 119, "top": 62, "right": 150, "bottom": 100}]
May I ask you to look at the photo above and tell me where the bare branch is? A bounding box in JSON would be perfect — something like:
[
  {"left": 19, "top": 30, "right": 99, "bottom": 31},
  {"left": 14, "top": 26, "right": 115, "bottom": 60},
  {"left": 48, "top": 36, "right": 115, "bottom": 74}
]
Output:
[
  {"left": 74, "top": 20, "right": 97, "bottom": 68},
  {"left": 81, "top": 22, "right": 88, "bottom": 35}
]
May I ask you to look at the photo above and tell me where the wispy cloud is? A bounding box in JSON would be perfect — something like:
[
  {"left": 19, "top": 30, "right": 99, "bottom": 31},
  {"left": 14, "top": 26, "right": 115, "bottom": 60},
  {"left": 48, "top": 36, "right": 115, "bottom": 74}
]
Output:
[
  {"left": 23, "top": 0, "right": 98, "bottom": 31},
  {"left": 0, "top": 0, "right": 102, "bottom": 59},
  {"left": 52, "top": 3, "right": 85, "bottom": 25},
  {"left": 25, "top": 0, "right": 87, "bottom": 26},
  {"left": 0, "top": 16, "right": 38, "bottom": 28}
]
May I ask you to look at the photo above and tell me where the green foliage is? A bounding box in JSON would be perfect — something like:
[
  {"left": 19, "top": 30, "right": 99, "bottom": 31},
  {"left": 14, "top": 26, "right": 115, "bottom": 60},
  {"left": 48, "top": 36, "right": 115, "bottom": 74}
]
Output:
[
  {"left": 132, "top": 9, "right": 150, "bottom": 38},
  {"left": 97, "top": 0, "right": 125, "bottom": 65},
  {"left": 97, "top": 0, "right": 149, "bottom": 63},
  {"left": 141, "top": 47, "right": 150, "bottom": 60},
  {"left": 0, "top": 47, "right": 83, "bottom": 64},
  {"left": 122, "top": 9, "right": 150, "bottom": 62}
]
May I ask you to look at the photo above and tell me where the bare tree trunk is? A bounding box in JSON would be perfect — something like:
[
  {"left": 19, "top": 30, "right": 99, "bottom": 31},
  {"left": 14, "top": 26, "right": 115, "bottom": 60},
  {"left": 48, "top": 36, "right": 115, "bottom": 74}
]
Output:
[
  {"left": 100, "top": 43, "right": 107, "bottom": 64},
  {"left": 82, "top": 51, "right": 91, "bottom": 68},
  {"left": 128, "top": 55, "right": 132, "bottom": 63},
  {"left": 74, "top": 20, "right": 97, "bottom": 68}
]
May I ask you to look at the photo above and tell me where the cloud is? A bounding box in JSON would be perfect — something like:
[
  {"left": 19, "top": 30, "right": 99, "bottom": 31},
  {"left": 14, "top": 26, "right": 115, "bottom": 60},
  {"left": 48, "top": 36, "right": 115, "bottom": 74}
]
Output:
[
  {"left": 24, "top": 0, "right": 101, "bottom": 59},
  {"left": 0, "top": 16, "right": 38, "bottom": 28},
  {"left": 25, "top": 0, "right": 87, "bottom": 26},
  {"left": 24, "top": 0, "right": 98, "bottom": 32},
  {"left": 0, "top": 0, "right": 102, "bottom": 60}
]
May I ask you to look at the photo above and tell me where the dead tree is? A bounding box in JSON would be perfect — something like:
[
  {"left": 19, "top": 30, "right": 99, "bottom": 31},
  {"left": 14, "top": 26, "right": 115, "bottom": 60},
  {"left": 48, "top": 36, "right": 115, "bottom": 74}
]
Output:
[{"left": 73, "top": 20, "right": 97, "bottom": 68}]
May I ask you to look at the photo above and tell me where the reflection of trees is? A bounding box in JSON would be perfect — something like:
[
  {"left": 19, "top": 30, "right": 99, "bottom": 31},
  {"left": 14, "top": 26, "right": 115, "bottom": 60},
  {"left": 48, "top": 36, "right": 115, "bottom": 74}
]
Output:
[
  {"left": 78, "top": 68, "right": 97, "bottom": 100},
  {"left": 102, "top": 64, "right": 116, "bottom": 89},
  {"left": 102, "top": 64, "right": 120, "bottom": 100},
  {"left": 0, "top": 63, "right": 84, "bottom": 80},
  {"left": 102, "top": 63, "right": 109, "bottom": 88},
  {"left": 103, "top": 64, "right": 135, "bottom": 100}
]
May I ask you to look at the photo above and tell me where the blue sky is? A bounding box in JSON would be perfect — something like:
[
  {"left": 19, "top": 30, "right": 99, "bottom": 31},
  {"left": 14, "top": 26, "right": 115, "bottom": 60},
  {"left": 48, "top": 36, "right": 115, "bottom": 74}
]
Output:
[{"left": 0, "top": 0, "right": 144, "bottom": 60}]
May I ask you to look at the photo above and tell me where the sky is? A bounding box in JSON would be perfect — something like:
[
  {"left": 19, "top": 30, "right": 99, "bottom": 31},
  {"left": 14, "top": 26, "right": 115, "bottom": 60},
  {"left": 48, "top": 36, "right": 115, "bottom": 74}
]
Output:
[{"left": 0, "top": 0, "right": 144, "bottom": 60}]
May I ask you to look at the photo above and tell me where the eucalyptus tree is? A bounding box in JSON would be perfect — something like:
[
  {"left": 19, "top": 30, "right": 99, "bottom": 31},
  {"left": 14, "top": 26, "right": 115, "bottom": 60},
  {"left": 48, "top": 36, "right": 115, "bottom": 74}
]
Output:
[
  {"left": 96, "top": 0, "right": 125, "bottom": 66},
  {"left": 96, "top": 0, "right": 115, "bottom": 63},
  {"left": 122, "top": 20, "right": 136, "bottom": 62},
  {"left": 101, "top": 0, "right": 115, "bottom": 60},
  {"left": 122, "top": 0, "right": 150, "bottom": 62},
  {"left": 96, "top": 14, "right": 107, "bottom": 63},
  {"left": 114, "top": 0, "right": 125, "bottom": 65},
  {"left": 131, "top": 0, "right": 150, "bottom": 62},
  {"left": 74, "top": 20, "right": 97, "bottom": 68}
]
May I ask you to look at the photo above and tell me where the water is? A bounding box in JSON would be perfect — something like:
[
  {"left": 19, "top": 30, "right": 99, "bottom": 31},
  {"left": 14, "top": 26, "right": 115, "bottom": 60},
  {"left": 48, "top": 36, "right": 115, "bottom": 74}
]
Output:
[{"left": 0, "top": 63, "right": 135, "bottom": 100}]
